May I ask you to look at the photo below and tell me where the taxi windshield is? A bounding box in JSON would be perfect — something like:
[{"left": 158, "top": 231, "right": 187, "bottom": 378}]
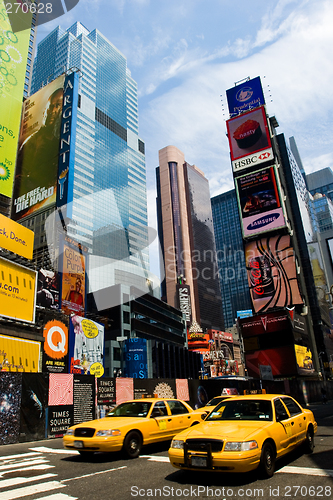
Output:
[
  {"left": 106, "top": 401, "right": 152, "bottom": 418},
  {"left": 206, "top": 399, "right": 273, "bottom": 421},
  {"left": 206, "top": 396, "right": 228, "bottom": 406}
]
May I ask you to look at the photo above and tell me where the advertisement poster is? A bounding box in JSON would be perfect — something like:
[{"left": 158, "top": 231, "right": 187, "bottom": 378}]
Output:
[
  {"left": 0, "top": 334, "right": 40, "bottom": 372},
  {"left": 0, "top": 1, "right": 31, "bottom": 198},
  {"left": 0, "top": 256, "right": 37, "bottom": 323},
  {"left": 42, "top": 320, "right": 69, "bottom": 373},
  {"left": 226, "top": 106, "right": 273, "bottom": 173},
  {"left": 69, "top": 316, "right": 104, "bottom": 376},
  {"left": 226, "top": 76, "right": 265, "bottom": 117},
  {"left": 11, "top": 75, "right": 65, "bottom": 220},
  {"left": 124, "top": 338, "right": 148, "bottom": 379},
  {"left": 37, "top": 269, "right": 60, "bottom": 310},
  {"left": 60, "top": 237, "right": 86, "bottom": 316},
  {"left": 245, "top": 235, "right": 303, "bottom": 313},
  {"left": 294, "top": 345, "right": 315, "bottom": 376},
  {"left": 0, "top": 373, "right": 22, "bottom": 444},
  {"left": 20, "top": 373, "right": 48, "bottom": 442},
  {"left": 239, "top": 310, "right": 291, "bottom": 339},
  {"left": 236, "top": 166, "right": 286, "bottom": 237}
]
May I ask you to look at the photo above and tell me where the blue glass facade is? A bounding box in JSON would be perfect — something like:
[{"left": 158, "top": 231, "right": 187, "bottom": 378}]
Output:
[
  {"left": 31, "top": 22, "right": 149, "bottom": 276},
  {"left": 211, "top": 190, "right": 252, "bottom": 328}
]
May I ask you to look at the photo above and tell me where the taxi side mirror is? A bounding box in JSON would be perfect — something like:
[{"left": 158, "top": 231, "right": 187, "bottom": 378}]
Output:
[
  {"left": 201, "top": 411, "right": 208, "bottom": 420},
  {"left": 151, "top": 409, "right": 162, "bottom": 418}
]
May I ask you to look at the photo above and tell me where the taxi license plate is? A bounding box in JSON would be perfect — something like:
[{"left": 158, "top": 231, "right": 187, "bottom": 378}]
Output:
[
  {"left": 74, "top": 441, "right": 84, "bottom": 448},
  {"left": 191, "top": 456, "right": 207, "bottom": 468}
]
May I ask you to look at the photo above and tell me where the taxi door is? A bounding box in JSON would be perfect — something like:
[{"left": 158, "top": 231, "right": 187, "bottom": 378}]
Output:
[
  {"left": 147, "top": 401, "right": 174, "bottom": 442},
  {"left": 166, "top": 400, "right": 193, "bottom": 434},
  {"left": 281, "top": 397, "right": 306, "bottom": 444},
  {"left": 273, "top": 398, "right": 297, "bottom": 458}
]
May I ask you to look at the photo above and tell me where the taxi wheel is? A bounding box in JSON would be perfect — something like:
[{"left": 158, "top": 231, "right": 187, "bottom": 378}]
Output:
[
  {"left": 123, "top": 431, "right": 142, "bottom": 458},
  {"left": 304, "top": 428, "right": 314, "bottom": 453},
  {"left": 259, "top": 441, "right": 275, "bottom": 478}
]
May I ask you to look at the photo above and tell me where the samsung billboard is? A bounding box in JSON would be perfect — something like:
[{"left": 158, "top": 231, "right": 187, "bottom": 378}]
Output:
[{"left": 235, "top": 165, "right": 287, "bottom": 238}]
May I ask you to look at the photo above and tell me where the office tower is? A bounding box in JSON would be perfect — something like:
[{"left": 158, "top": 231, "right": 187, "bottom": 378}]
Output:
[
  {"left": 306, "top": 167, "right": 333, "bottom": 202},
  {"left": 24, "top": 10, "right": 38, "bottom": 97},
  {"left": 22, "top": 22, "right": 149, "bottom": 275},
  {"left": 211, "top": 190, "right": 252, "bottom": 328},
  {"left": 156, "top": 145, "right": 224, "bottom": 332}
]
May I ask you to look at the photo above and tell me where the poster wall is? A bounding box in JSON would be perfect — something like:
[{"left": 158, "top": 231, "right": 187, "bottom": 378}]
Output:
[
  {"left": 0, "top": 373, "right": 22, "bottom": 444},
  {"left": 236, "top": 166, "right": 286, "bottom": 237},
  {"left": 0, "top": 1, "right": 31, "bottom": 198},
  {"left": 11, "top": 75, "right": 65, "bottom": 220},
  {"left": 245, "top": 235, "right": 303, "bottom": 313}
]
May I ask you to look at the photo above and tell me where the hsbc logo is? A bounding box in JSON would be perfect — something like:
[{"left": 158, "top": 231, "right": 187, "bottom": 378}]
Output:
[
  {"left": 233, "top": 148, "right": 274, "bottom": 172},
  {"left": 258, "top": 152, "right": 271, "bottom": 161}
]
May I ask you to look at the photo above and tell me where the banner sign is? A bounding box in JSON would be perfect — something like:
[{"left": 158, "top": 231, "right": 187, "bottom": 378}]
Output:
[
  {"left": 125, "top": 338, "right": 148, "bottom": 379},
  {"left": 0, "top": 1, "right": 31, "bottom": 198},
  {"left": 0, "top": 213, "right": 34, "bottom": 259},
  {"left": 42, "top": 320, "right": 69, "bottom": 373},
  {"left": 176, "top": 283, "right": 191, "bottom": 325},
  {"left": 226, "top": 76, "right": 265, "bottom": 117},
  {"left": 60, "top": 235, "right": 87, "bottom": 316},
  {"left": 69, "top": 316, "right": 104, "bottom": 376},
  {"left": 56, "top": 71, "right": 79, "bottom": 217},
  {"left": 226, "top": 106, "right": 273, "bottom": 173},
  {"left": 0, "top": 256, "right": 37, "bottom": 323},
  {"left": 236, "top": 166, "right": 287, "bottom": 237}
]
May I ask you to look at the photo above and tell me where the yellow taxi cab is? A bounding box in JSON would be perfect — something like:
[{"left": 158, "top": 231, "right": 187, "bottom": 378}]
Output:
[
  {"left": 199, "top": 395, "right": 235, "bottom": 414},
  {"left": 168, "top": 394, "right": 317, "bottom": 477},
  {"left": 63, "top": 398, "right": 203, "bottom": 458}
]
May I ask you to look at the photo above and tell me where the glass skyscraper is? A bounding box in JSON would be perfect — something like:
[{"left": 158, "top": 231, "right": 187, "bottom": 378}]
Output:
[
  {"left": 211, "top": 190, "right": 252, "bottom": 328},
  {"left": 30, "top": 22, "right": 149, "bottom": 274}
]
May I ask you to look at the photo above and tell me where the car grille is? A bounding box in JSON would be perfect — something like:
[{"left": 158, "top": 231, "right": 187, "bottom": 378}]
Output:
[
  {"left": 186, "top": 439, "right": 224, "bottom": 452},
  {"left": 74, "top": 427, "right": 95, "bottom": 438}
]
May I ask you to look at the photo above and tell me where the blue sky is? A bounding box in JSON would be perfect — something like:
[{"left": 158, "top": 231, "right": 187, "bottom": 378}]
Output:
[{"left": 37, "top": 0, "right": 333, "bottom": 272}]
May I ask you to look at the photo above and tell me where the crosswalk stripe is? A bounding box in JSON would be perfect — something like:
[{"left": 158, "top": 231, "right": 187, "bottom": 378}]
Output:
[
  {"left": 29, "top": 447, "right": 79, "bottom": 455},
  {"left": 0, "top": 473, "right": 57, "bottom": 489},
  {"left": 37, "top": 495, "right": 78, "bottom": 500},
  {"left": 0, "top": 452, "right": 41, "bottom": 461},
  {"left": 0, "top": 464, "right": 54, "bottom": 478},
  {"left": 140, "top": 455, "right": 169, "bottom": 462},
  {"left": 0, "top": 480, "right": 66, "bottom": 500},
  {"left": 277, "top": 465, "right": 333, "bottom": 477},
  {"left": 0, "top": 458, "right": 50, "bottom": 472}
]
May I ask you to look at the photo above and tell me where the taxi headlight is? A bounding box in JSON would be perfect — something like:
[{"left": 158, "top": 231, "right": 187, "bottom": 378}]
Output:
[
  {"left": 170, "top": 439, "right": 184, "bottom": 449},
  {"left": 224, "top": 441, "right": 258, "bottom": 451},
  {"left": 65, "top": 429, "right": 74, "bottom": 436},
  {"left": 96, "top": 429, "right": 121, "bottom": 437}
]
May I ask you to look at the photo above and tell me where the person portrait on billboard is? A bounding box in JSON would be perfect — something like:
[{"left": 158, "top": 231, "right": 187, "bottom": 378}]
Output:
[
  {"left": 36, "top": 279, "right": 54, "bottom": 308},
  {"left": 12, "top": 87, "right": 64, "bottom": 217},
  {"left": 243, "top": 194, "right": 263, "bottom": 214},
  {"left": 65, "top": 277, "right": 84, "bottom": 308}
]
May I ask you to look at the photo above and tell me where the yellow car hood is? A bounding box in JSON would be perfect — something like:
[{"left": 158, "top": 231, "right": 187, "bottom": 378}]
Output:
[
  {"left": 71, "top": 416, "right": 147, "bottom": 429},
  {"left": 177, "top": 420, "right": 270, "bottom": 441}
]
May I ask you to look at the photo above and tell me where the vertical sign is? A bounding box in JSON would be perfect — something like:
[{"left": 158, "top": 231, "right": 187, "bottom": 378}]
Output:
[
  {"left": 124, "top": 338, "right": 148, "bottom": 379},
  {"left": 176, "top": 284, "right": 192, "bottom": 325},
  {"left": 60, "top": 235, "right": 87, "bottom": 316},
  {"left": 56, "top": 71, "right": 79, "bottom": 218}
]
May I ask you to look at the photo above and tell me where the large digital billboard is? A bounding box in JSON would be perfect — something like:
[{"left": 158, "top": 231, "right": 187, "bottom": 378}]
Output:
[
  {"left": 0, "top": 1, "right": 31, "bottom": 198},
  {"left": 235, "top": 166, "right": 287, "bottom": 238},
  {"left": 245, "top": 234, "right": 303, "bottom": 313},
  {"left": 11, "top": 75, "right": 65, "bottom": 220},
  {"left": 0, "top": 256, "right": 37, "bottom": 323},
  {"left": 245, "top": 346, "right": 298, "bottom": 377},
  {"left": 226, "top": 106, "right": 273, "bottom": 173},
  {"left": 239, "top": 310, "right": 291, "bottom": 338},
  {"left": 226, "top": 76, "right": 265, "bottom": 117}
]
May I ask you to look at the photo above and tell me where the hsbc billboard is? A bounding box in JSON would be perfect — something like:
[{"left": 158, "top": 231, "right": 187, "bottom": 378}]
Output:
[{"left": 226, "top": 106, "right": 273, "bottom": 174}]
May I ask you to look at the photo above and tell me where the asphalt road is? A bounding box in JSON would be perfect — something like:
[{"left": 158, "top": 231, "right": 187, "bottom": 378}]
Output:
[{"left": 0, "top": 402, "right": 332, "bottom": 500}]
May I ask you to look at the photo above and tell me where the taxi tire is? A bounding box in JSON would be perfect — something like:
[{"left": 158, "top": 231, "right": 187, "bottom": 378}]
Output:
[
  {"left": 304, "top": 428, "right": 314, "bottom": 454},
  {"left": 259, "top": 441, "right": 276, "bottom": 478},
  {"left": 123, "top": 431, "right": 142, "bottom": 459}
]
